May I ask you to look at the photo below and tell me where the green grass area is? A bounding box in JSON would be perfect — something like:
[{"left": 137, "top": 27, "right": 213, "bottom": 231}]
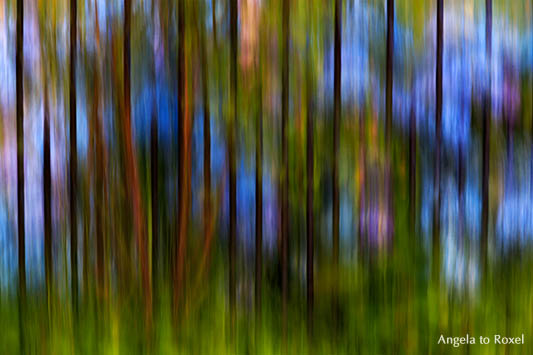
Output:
[{"left": 2, "top": 246, "right": 533, "bottom": 354}]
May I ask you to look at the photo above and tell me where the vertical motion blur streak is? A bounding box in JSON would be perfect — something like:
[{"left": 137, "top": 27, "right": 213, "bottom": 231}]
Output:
[{"left": 0, "top": 0, "right": 531, "bottom": 354}]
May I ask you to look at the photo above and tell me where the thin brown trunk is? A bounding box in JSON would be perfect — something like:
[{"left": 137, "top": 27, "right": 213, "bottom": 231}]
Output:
[
  {"left": 332, "top": 0, "right": 341, "bottom": 335},
  {"left": 195, "top": 0, "right": 217, "bottom": 286},
  {"left": 93, "top": 0, "right": 105, "bottom": 301},
  {"left": 200, "top": 0, "right": 213, "bottom": 278},
  {"left": 94, "top": 102, "right": 105, "bottom": 300},
  {"left": 82, "top": 177, "right": 89, "bottom": 300},
  {"left": 409, "top": 91, "right": 416, "bottom": 234},
  {"left": 174, "top": 0, "right": 185, "bottom": 322},
  {"left": 228, "top": 117, "right": 236, "bottom": 337},
  {"left": 458, "top": 81, "right": 466, "bottom": 244},
  {"left": 70, "top": 0, "right": 79, "bottom": 322},
  {"left": 124, "top": 0, "right": 151, "bottom": 325},
  {"left": 306, "top": 43, "right": 314, "bottom": 339},
  {"left": 82, "top": 176, "right": 89, "bottom": 300},
  {"left": 433, "top": 0, "right": 443, "bottom": 284},
  {"left": 38, "top": 10, "right": 53, "bottom": 331},
  {"left": 151, "top": 101, "right": 158, "bottom": 304},
  {"left": 255, "top": 67, "right": 263, "bottom": 328},
  {"left": 281, "top": 0, "right": 290, "bottom": 350},
  {"left": 333, "top": 0, "right": 341, "bottom": 264},
  {"left": 386, "top": 0, "right": 393, "bottom": 153},
  {"left": 358, "top": 106, "right": 366, "bottom": 260},
  {"left": 151, "top": 0, "right": 159, "bottom": 310},
  {"left": 458, "top": 143, "right": 465, "bottom": 243},
  {"left": 212, "top": 0, "right": 217, "bottom": 45},
  {"left": 385, "top": 0, "right": 394, "bottom": 251},
  {"left": 481, "top": 0, "right": 492, "bottom": 274},
  {"left": 44, "top": 79, "right": 52, "bottom": 317},
  {"left": 176, "top": 64, "right": 191, "bottom": 319},
  {"left": 229, "top": 0, "right": 238, "bottom": 338},
  {"left": 17, "top": 0, "right": 25, "bottom": 350}
]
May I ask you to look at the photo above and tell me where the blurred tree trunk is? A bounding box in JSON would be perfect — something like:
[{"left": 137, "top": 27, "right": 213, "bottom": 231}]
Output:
[
  {"left": 37, "top": 2, "right": 53, "bottom": 333},
  {"left": 82, "top": 173, "right": 89, "bottom": 299},
  {"left": 151, "top": 0, "right": 159, "bottom": 312},
  {"left": 196, "top": 0, "right": 213, "bottom": 281},
  {"left": 212, "top": 0, "right": 217, "bottom": 45},
  {"left": 70, "top": 0, "right": 79, "bottom": 321},
  {"left": 385, "top": 0, "right": 394, "bottom": 247},
  {"left": 17, "top": 0, "right": 25, "bottom": 350},
  {"left": 176, "top": 55, "right": 191, "bottom": 323},
  {"left": 44, "top": 78, "right": 52, "bottom": 319},
  {"left": 151, "top": 108, "right": 159, "bottom": 299},
  {"left": 333, "top": 0, "right": 341, "bottom": 334},
  {"left": 458, "top": 81, "right": 466, "bottom": 244},
  {"left": 458, "top": 144, "right": 465, "bottom": 244},
  {"left": 124, "top": 0, "right": 152, "bottom": 326},
  {"left": 93, "top": 0, "right": 106, "bottom": 302},
  {"left": 255, "top": 61, "right": 263, "bottom": 330},
  {"left": 229, "top": 0, "right": 238, "bottom": 338},
  {"left": 201, "top": 2, "right": 211, "bottom": 261},
  {"left": 306, "top": 41, "right": 314, "bottom": 339},
  {"left": 359, "top": 31, "right": 370, "bottom": 259},
  {"left": 157, "top": 0, "right": 171, "bottom": 281},
  {"left": 432, "top": 0, "right": 443, "bottom": 285},
  {"left": 409, "top": 89, "right": 416, "bottom": 235},
  {"left": 175, "top": 0, "right": 196, "bottom": 323},
  {"left": 281, "top": 0, "right": 290, "bottom": 350},
  {"left": 358, "top": 107, "right": 366, "bottom": 259},
  {"left": 174, "top": 0, "right": 185, "bottom": 322},
  {"left": 481, "top": 0, "right": 492, "bottom": 274},
  {"left": 385, "top": 0, "right": 393, "bottom": 151}
]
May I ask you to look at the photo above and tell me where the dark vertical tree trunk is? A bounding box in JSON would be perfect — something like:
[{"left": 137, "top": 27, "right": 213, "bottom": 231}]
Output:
[
  {"left": 124, "top": 0, "right": 151, "bottom": 326},
  {"left": 358, "top": 106, "right": 366, "bottom": 259},
  {"left": 176, "top": 60, "right": 191, "bottom": 325},
  {"left": 199, "top": 0, "right": 213, "bottom": 278},
  {"left": 255, "top": 66, "right": 263, "bottom": 330},
  {"left": 385, "top": 0, "right": 394, "bottom": 249},
  {"left": 174, "top": 0, "right": 184, "bottom": 321},
  {"left": 212, "top": 0, "right": 217, "bottom": 44},
  {"left": 281, "top": 0, "right": 290, "bottom": 350},
  {"left": 306, "top": 43, "right": 314, "bottom": 339},
  {"left": 38, "top": 7, "right": 53, "bottom": 334},
  {"left": 385, "top": 0, "right": 394, "bottom": 256},
  {"left": 93, "top": 1, "right": 105, "bottom": 302},
  {"left": 195, "top": 0, "right": 216, "bottom": 284},
  {"left": 433, "top": 0, "right": 443, "bottom": 284},
  {"left": 359, "top": 28, "right": 370, "bottom": 257},
  {"left": 202, "top": 23, "right": 211, "bottom": 253},
  {"left": 409, "top": 90, "right": 416, "bottom": 234},
  {"left": 229, "top": 0, "right": 238, "bottom": 337},
  {"left": 95, "top": 132, "right": 104, "bottom": 298},
  {"left": 91, "top": 0, "right": 105, "bottom": 303},
  {"left": 333, "top": 0, "right": 341, "bottom": 263},
  {"left": 82, "top": 173, "right": 89, "bottom": 299},
  {"left": 70, "top": 0, "right": 79, "bottom": 322},
  {"left": 151, "top": 67, "right": 159, "bottom": 310},
  {"left": 458, "top": 76, "right": 466, "bottom": 245},
  {"left": 16, "top": 0, "right": 25, "bottom": 350},
  {"left": 458, "top": 136, "right": 465, "bottom": 244},
  {"left": 150, "top": 0, "right": 159, "bottom": 313},
  {"left": 44, "top": 80, "right": 52, "bottom": 319},
  {"left": 386, "top": 0, "right": 393, "bottom": 150},
  {"left": 481, "top": 0, "right": 492, "bottom": 274},
  {"left": 333, "top": 0, "right": 341, "bottom": 336}
]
